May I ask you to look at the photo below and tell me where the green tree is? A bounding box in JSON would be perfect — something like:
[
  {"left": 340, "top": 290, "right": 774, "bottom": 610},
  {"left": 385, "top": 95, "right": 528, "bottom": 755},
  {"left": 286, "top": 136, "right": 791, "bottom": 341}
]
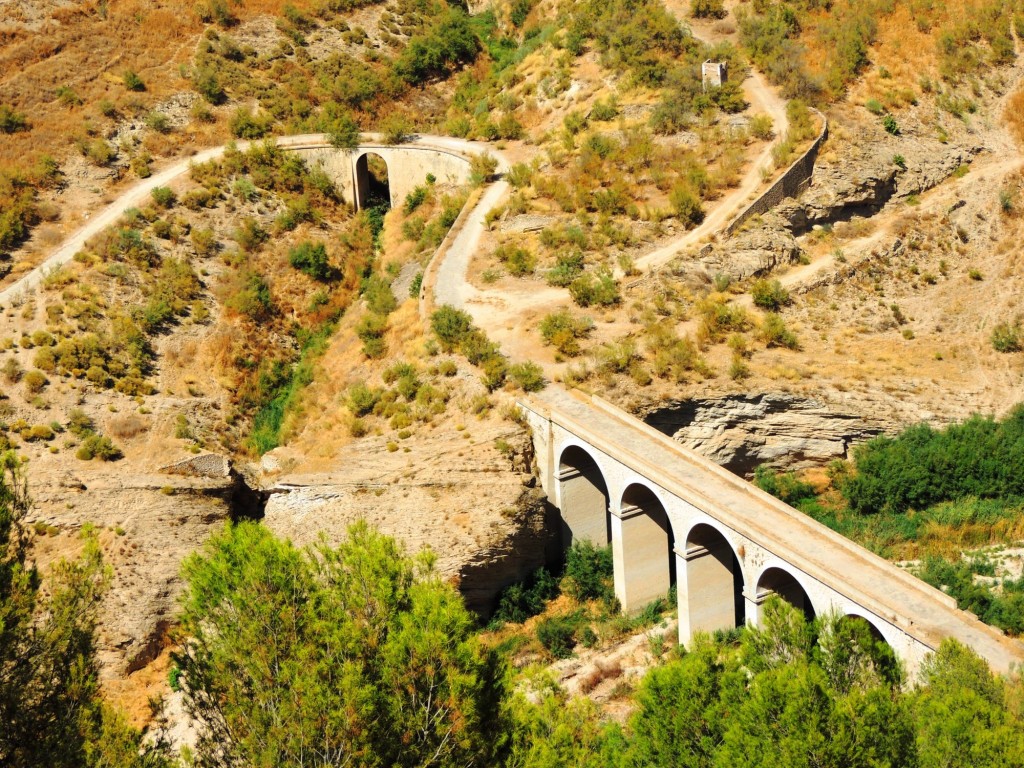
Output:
[
  {"left": 912, "top": 640, "right": 1024, "bottom": 767},
  {"left": 0, "top": 454, "right": 168, "bottom": 767},
  {"left": 177, "top": 521, "right": 508, "bottom": 768}
]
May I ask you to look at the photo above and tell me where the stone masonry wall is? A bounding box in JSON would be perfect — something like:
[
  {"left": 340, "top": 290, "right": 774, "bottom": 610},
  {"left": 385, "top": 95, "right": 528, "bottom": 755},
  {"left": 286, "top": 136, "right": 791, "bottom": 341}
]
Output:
[{"left": 725, "top": 109, "right": 829, "bottom": 236}]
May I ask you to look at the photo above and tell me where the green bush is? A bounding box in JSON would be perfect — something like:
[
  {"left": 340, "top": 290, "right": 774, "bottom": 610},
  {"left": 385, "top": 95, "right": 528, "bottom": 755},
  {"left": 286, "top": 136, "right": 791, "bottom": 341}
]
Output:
[
  {"left": 431, "top": 305, "right": 474, "bottom": 352},
  {"left": 546, "top": 251, "right": 585, "bottom": 287},
  {"left": 393, "top": 9, "right": 480, "bottom": 84},
  {"left": 288, "top": 241, "right": 335, "bottom": 282},
  {"left": 508, "top": 361, "right": 545, "bottom": 392},
  {"left": 690, "top": 0, "right": 726, "bottom": 19},
  {"left": 761, "top": 312, "right": 799, "bottom": 349},
  {"left": 491, "top": 567, "right": 559, "bottom": 625},
  {"left": 569, "top": 268, "right": 620, "bottom": 308},
  {"left": 536, "top": 615, "right": 579, "bottom": 659},
  {"left": 842, "top": 406, "right": 1024, "bottom": 515},
  {"left": 494, "top": 244, "right": 536, "bottom": 277},
  {"left": 748, "top": 114, "right": 773, "bottom": 140},
  {"left": 23, "top": 370, "right": 47, "bottom": 394},
  {"left": 403, "top": 185, "right": 429, "bottom": 214},
  {"left": 229, "top": 107, "right": 273, "bottom": 139},
  {"left": 123, "top": 70, "right": 146, "bottom": 92},
  {"left": 669, "top": 185, "right": 704, "bottom": 228},
  {"left": 76, "top": 434, "right": 122, "bottom": 461},
  {"left": 347, "top": 382, "right": 381, "bottom": 416},
  {"left": 0, "top": 106, "right": 28, "bottom": 134},
  {"left": 991, "top": 322, "right": 1021, "bottom": 353},
  {"left": 750, "top": 278, "right": 790, "bottom": 310},
  {"left": 539, "top": 310, "right": 594, "bottom": 356},
  {"left": 561, "top": 541, "right": 614, "bottom": 604},
  {"left": 754, "top": 465, "right": 816, "bottom": 506},
  {"left": 151, "top": 186, "right": 176, "bottom": 209},
  {"left": 882, "top": 114, "right": 900, "bottom": 135}
]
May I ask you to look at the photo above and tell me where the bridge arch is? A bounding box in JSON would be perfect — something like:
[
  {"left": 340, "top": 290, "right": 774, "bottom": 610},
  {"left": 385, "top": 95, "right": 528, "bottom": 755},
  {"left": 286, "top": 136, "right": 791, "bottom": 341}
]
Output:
[
  {"left": 354, "top": 151, "right": 392, "bottom": 210},
  {"left": 755, "top": 565, "right": 816, "bottom": 622},
  {"left": 613, "top": 482, "right": 676, "bottom": 613},
  {"left": 556, "top": 444, "right": 611, "bottom": 549},
  {"left": 679, "top": 522, "right": 745, "bottom": 641}
]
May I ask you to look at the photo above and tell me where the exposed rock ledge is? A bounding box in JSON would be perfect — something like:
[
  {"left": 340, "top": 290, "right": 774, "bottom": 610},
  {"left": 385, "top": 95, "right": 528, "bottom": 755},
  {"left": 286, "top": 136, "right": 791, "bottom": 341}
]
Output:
[{"left": 639, "top": 393, "right": 889, "bottom": 476}]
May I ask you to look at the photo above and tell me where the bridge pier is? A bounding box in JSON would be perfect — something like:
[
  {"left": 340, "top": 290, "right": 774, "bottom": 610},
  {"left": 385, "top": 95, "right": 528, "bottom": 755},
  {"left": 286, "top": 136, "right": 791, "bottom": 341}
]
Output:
[{"left": 679, "top": 542, "right": 742, "bottom": 643}]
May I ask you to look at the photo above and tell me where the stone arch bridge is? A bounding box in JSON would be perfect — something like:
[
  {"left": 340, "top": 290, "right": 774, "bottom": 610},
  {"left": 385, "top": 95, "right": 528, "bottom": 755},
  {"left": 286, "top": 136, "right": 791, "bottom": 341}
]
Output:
[
  {"left": 287, "top": 138, "right": 477, "bottom": 210},
  {"left": 519, "top": 388, "right": 1024, "bottom": 677}
]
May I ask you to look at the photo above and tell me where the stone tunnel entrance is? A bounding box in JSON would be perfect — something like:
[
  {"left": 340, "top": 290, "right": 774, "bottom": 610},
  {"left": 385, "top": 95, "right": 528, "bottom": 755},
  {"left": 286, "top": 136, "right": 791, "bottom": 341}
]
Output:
[{"left": 354, "top": 152, "right": 391, "bottom": 211}]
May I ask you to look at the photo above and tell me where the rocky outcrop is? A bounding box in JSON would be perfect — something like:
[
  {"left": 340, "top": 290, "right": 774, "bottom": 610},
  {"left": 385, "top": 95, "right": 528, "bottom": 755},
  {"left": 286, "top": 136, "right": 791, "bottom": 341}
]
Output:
[
  {"left": 262, "top": 422, "right": 559, "bottom": 615},
  {"left": 640, "top": 394, "right": 888, "bottom": 476},
  {"left": 700, "top": 212, "right": 803, "bottom": 280},
  {"left": 776, "top": 138, "right": 980, "bottom": 232}
]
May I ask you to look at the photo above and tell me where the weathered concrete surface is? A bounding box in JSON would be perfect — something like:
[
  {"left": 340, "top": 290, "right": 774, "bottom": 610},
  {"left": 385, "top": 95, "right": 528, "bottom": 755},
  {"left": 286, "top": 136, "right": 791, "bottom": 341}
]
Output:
[{"left": 520, "top": 388, "right": 1024, "bottom": 678}]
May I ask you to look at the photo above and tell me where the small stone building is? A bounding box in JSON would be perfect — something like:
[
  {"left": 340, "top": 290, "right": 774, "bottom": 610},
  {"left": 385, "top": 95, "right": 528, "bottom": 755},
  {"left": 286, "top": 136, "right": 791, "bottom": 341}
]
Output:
[{"left": 702, "top": 60, "right": 727, "bottom": 90}]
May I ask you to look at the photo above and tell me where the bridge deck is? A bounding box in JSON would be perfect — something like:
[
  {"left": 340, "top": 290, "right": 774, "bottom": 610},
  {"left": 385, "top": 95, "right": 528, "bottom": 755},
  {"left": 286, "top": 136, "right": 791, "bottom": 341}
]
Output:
[{"left": 528, "top": 388, "right": 1024, "bottom": 674}]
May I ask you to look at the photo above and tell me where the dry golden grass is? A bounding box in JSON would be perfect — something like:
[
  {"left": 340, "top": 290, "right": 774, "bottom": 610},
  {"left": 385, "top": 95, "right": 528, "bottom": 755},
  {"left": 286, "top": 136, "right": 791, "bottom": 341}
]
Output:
[{"left": 0, "top": 0, "right": 321, "bottom": 171}]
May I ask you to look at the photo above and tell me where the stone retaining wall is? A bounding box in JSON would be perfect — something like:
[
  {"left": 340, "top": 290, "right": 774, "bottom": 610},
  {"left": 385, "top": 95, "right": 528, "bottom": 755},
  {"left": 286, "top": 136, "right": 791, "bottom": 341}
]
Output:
[{"left": 725, "top": 109, "right": 829, "bottom": 236}]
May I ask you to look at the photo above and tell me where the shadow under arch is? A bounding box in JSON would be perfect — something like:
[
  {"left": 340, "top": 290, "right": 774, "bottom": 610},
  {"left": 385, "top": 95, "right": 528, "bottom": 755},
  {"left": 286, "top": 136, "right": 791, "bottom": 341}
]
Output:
[
  {"left": 354, "top": 152, "right": 391, "bottom": 210},
  {"left": 557, "top": 445, "right": 610, "bottom": 549},
  {"left": 617, "top": 483, "right": 675, "bottom": 613},
  {"left": 681, "top": 522, "right": 745, "bottom": 636},
  {"left": 756, "top": 566, "right": 816, "bottom": 622}
]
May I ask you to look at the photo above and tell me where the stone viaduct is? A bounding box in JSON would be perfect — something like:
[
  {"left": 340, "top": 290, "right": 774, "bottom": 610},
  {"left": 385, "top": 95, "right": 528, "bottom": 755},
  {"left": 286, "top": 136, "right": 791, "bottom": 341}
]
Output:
[
  {"left": 287, "top": 139, "right": 476, "bottom": 210},
  {"left": 518, "top": 387, "right": 1024, "bottom": 677}
]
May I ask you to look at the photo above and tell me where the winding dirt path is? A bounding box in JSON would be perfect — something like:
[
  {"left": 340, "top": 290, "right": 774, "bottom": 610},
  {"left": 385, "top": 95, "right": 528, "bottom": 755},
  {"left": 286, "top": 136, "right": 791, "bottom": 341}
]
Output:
[{"left": 0, "top": 133, "right": 494, "bottom": 307}]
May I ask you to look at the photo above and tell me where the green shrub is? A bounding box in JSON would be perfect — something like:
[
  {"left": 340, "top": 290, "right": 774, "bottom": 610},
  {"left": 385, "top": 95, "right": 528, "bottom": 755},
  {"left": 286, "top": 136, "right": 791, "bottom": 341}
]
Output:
[
  {"left": 356, "top": 314, "right": 388, "bottom": 358},
  {"left": 0, "top": 106, "right": 28, "bottom": 134},
  {"left": 748, "top": 114, "right": 773, "bottom": 140},
  {"left": 882, "top": 114, "right": 900, "bottom": 135},
  {"left": 754, "top": 465, "right": 816, "bottom": 505},
  {"left": 431, "top": 305, "right": 474, "bottom": 352},
  {"left": 123, "top": 70, "right": 145, "bottom": 91},
  {"left": 750, "top": 278, "right": 790, "bottom": 310},
  {"left": 991, "top": 322, "right": 1021, "bottom": 353},
  {"left": 226, "top": 271, "right": 274, "bottom": 321},
  {"left": 761, "top": 312, "right": 799, "bottom": 349},
  {"left": 539, "top": 310, "right": 594, "bottom": 356},
  {"left": 23, "top": 370, "right": 47, "bottom": 394},
  {"left": 842, "top": 406, "right": 1024, "bottom": 515},
  {"left": 363, "top": 275, "right": 397, "bottom": 315},
  {"left": 569, "top": 268, "right": 620, "bottom": 308},
  {"left": 76, "top": 434, "right": 122, "bottom": 461},
  {"left": 546, "top": 251, "right": 585, "bottom": 287},
  {"left": 145, "top": 111, "right": 171, "bottom": 134},
  {"left": 508, "top": 361, "right": 545, "bottom": 392},
  {"left": 151, "top": 187, "right": 176, "bottom": 209},
  {"left": 347, "top": 382, "right": 382, "bottom": 416},
  {"left": 403, "top": 185, "right": 429, "bottom": 214},
  {"left": 494, "top": 244, "right": 536, "bottom": 277},
  {"left": 536, "top": 615, "right": 579, "bottom": 659},
  {"left": 288, "top": 241, "right": 335, "bottom": 282},
  {"left": 561, "top": 541, "right": 614, "bottom": 604},
  {"left": 393, "top": 9, "right": 479, "bottom": 84},
  {"left": 491, "top": 567, "right": 560, "bottom": 625},
  {"left": 690, "top": 0, "right": 726, "bottom": 18},
  {"left": 229, "top": 107, "right": 273, "bottom": 139},
  {"left": 669, "top": 185, "right": 704, "bottom": 228}
]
